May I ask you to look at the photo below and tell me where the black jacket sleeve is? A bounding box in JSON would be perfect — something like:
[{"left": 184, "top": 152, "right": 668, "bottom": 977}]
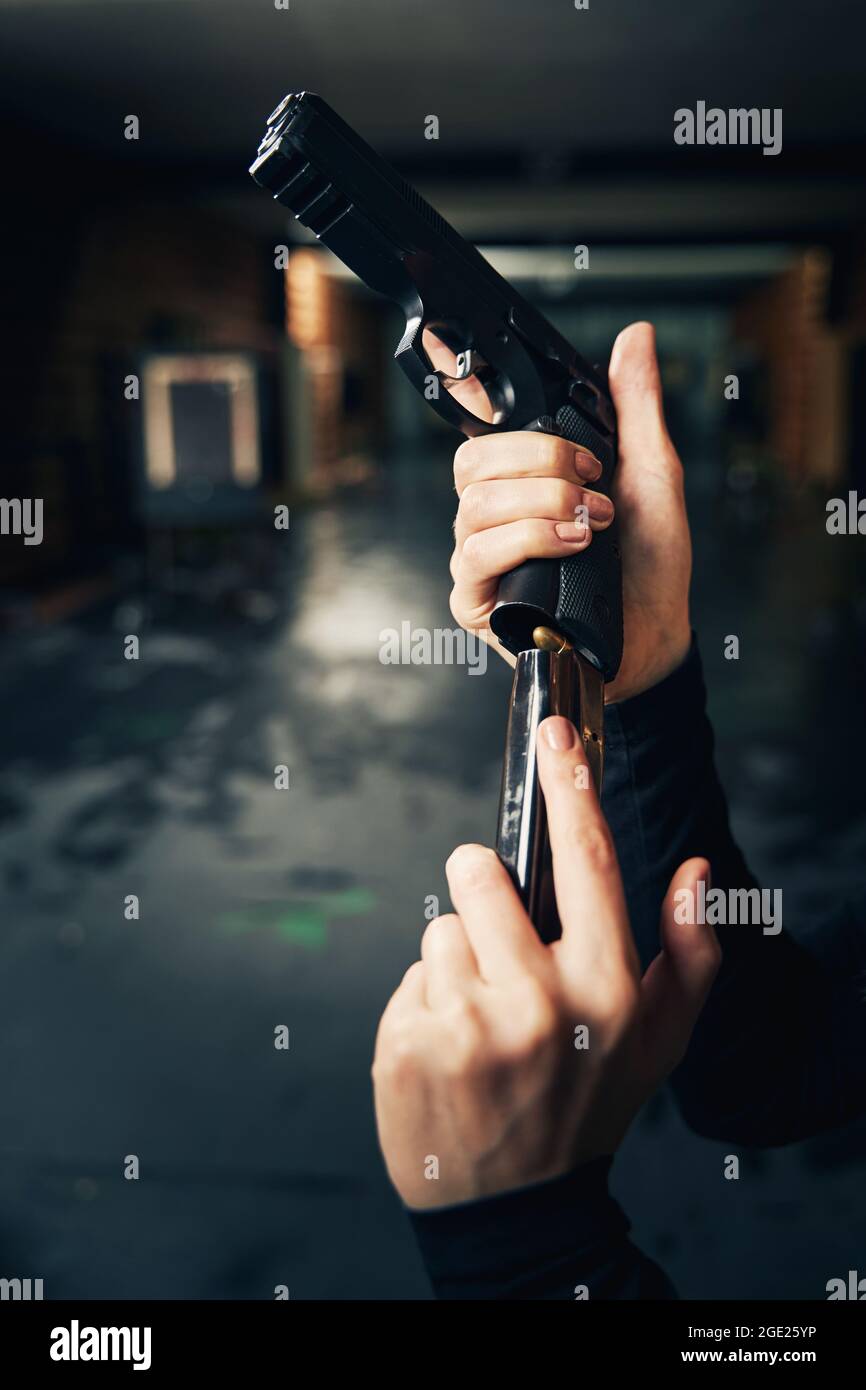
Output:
[
  {"left": 408, "top": 638, "right": 866, "bottom": 1301},
  {"left": 602, "top": 636, "right": 866, "bottom": 1145},
  {"left": 408, "top": 1158, "right": 676, "bottom": 1300}
]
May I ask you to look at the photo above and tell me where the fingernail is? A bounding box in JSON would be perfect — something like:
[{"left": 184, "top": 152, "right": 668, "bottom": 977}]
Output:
[
  {"left": 575, "top": 450, "right": 602, "bottom": 482},
  {"left": 555, "top": 520, "right": 589, "bottom": 544},
  {"left": 542, "top": 715, "right": 576, "bottom": 750},
  {"left": 583, "top": 491, "right": 614, "bottom": 522}
]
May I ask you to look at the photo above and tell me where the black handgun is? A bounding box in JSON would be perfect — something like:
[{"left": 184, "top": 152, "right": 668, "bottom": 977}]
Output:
[{"left": 250, "top": 92, "right": 622, "bottom": 940}]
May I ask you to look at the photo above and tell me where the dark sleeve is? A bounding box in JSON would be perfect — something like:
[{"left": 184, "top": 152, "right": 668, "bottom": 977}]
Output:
[
  {"left": 408, "top": 1157, "right": 676, "bottom": 1300},
  {"left": 602, "top": 636, "right": 866, "bottom": 1146}
]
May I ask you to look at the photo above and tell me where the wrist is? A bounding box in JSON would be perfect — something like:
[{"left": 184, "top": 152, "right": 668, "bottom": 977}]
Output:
[
  {"left": 406, "top": 1155, "right": 627, "bottom": 1300},
  {"left": 606, "top": 626, "right": 692, "bottom": 705}
]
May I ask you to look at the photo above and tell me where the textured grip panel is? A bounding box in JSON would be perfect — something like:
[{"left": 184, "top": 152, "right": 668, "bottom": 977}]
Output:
[
  {"left": 553, "top": 404, "right": 622, "bottom": 680},
  {"left": 489, "top": 399, "right": 623, "bottom": 680}
]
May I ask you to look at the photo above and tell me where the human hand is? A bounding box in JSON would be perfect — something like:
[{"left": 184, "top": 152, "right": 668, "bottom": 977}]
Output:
[
  {"left": 372, "top": 713, "right": 719, "bottom": 1209},
  {"left": 447, "top": 322, "right": 692, "bottom": 703}
]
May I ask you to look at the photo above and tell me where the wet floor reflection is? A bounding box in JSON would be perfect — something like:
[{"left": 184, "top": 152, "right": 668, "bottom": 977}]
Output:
[{"left": 0, "top": 451, "right": 864, "bottom": 1298}]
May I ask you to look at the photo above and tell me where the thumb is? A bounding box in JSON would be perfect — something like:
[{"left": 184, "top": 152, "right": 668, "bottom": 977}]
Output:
[
  {"left": 638, "top": 857, "right": 721, "bottom": 1082},
  {"left": 607, "top": 321, "right": 671, "bottom": 458}
]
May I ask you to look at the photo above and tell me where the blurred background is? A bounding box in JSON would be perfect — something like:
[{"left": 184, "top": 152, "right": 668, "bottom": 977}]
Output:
[{"left": 1, "top": 0, "right": 866, "bottom": 1300}]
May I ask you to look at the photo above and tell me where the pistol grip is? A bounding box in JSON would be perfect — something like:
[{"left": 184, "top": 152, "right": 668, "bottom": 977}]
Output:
[{"left": 489, "top": 406, "right": 622, "bottom": 681}]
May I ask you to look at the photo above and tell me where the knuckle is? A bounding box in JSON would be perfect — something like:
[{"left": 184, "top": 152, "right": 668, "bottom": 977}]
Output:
[
  {"left": 508, "top": 516, "right": 538, "bottom": 545},
  {"left": 458, "top": 480, "right": 484, "bottom": 526},
  {"left": 440, "top": 999, "right": 486, "bottom": 1075},
  {"left": 553, "top": 478, "right": 581, "bottom": 513},
  {"left": 448, "top": 585, "right": 468, "bottom": 626},
  {"left": 372, "top": 1017, "right": 420, "bottom": 1084},
  {"left": 458, "top": 528, "right": 487, "bottom": 570},
  {"left": 508, "top": 980, "right": 560, "bottom": 1056},
  {"left": 579, "top": 823, "right": 617, "bottom": 875},
  {"left": 421, "top": 913, "right": 458, "bottom": 955},
  {"left": 399, "top": 959, "right": 425, "bottom": 990},
  {"left": 518, "top": 517, "right": 555, "bottom": 556},
  {"left": 453, "top": 438, "right": 477, "bottom": 491},
  {"left": 593, "top": 976, "right": 640, "bottom": 1036},
  {"left": 532, "top": 433, "right": 566, "bottom": 475}
]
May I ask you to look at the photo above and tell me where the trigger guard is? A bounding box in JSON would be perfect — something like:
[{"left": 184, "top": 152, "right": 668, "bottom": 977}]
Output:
[
  {"left": 394, "top": 334, "right": 499, "bottom": 438},
  {"left": 394, "top": 314, "right": 548, "bottom": 440}
]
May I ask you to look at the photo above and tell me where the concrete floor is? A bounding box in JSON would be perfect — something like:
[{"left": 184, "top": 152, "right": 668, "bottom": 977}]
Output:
[{"left": 1, "top": 449, "right": 865, "bottom": 1299}]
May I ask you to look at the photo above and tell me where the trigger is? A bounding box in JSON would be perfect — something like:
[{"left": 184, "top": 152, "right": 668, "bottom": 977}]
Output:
[{"left": 453, "top": 349, "right": 487, "bottom": 381}]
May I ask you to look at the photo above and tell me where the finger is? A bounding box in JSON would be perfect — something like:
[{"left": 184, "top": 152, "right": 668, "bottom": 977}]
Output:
[
  {"left": 454, "top": 431, "right": 601, "bottom": 496},
  {"left": 420, "top": 913, "right": 479, "bottom": 1007},
  {"left": 422, "top": 329, "right": 495, "bottom": 423},
  {"left": 379, "top": 957, "right": 428, "bottom": 1025},
  {"left": 536, "top": 716, "right": 637, "bottom": 976},
  {"left": 455, "top": 478, "right": 614, "bottom": 550},
  {"left": 607, "top": 322, "right": 674, "bottom": 461},
  {"left": 450, "top": 518, "right": 591, "bottom": 627},
  {"left": 445, "top": 843, "right": 548, "bottom": 982},
  {"left": 639, "top": 858, "right": 721, "bottom": 1079}
]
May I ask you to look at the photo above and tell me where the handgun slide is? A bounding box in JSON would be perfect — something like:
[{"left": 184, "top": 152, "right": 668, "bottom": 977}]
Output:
[{"left": 250, "top": 91, "right": 622, "bottom": 679}]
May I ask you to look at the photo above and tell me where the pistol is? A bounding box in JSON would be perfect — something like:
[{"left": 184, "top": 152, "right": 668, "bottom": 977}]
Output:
[{"left": 250, "top": 92, "right": 622, "bottom": 941}]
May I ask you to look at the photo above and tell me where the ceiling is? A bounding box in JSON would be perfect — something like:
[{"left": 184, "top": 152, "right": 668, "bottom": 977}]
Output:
[
  {"left": 2, "top": 0, "right": 866, "bottom": 168},
  {"left": 4, "top": 0, "right": 865, "bottom": 251}
]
